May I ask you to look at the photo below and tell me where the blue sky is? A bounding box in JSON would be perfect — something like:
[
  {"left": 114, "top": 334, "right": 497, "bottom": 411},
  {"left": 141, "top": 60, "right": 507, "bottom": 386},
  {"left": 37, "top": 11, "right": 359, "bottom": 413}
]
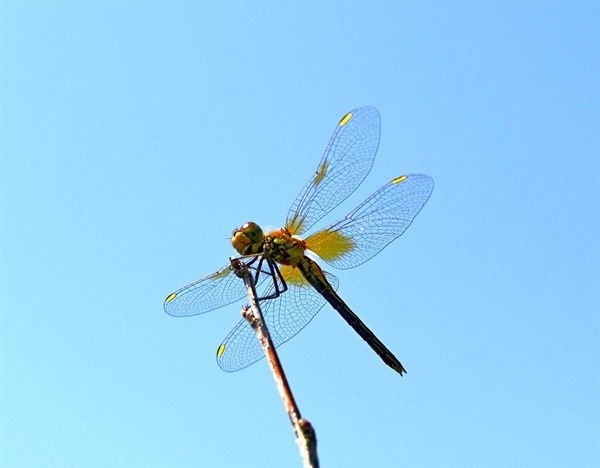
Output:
[{"left": 1, "top": 2, "right": 598, "bottom": 467}]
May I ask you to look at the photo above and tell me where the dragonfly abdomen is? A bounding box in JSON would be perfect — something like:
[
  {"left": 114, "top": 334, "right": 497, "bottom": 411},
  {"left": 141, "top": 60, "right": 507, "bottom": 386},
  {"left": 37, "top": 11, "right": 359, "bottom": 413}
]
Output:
[{"left": 297, "top": 256, "right": 407, "bottom": 376}]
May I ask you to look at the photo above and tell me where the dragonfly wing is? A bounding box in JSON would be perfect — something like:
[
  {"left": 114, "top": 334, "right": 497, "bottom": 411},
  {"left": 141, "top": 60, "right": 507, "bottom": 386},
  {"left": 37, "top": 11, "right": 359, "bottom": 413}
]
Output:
[
  {"left": 286, "top": 106, "right": 380, "bottom": 235},
  {"left": 216, "top": 266, "right": 340, "bottom": 372},
  {"left": 164, "top": 264, "right": 245, "bottom": 317},
  {"left": 305, "top": 174, "right": 434, "bottom": 270}
]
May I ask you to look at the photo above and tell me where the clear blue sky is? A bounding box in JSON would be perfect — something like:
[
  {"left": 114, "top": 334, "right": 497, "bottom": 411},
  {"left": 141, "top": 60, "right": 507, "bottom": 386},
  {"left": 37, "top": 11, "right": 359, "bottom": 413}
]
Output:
[{"left": 2, "top": 3, "right": 598, "bottom": 467}]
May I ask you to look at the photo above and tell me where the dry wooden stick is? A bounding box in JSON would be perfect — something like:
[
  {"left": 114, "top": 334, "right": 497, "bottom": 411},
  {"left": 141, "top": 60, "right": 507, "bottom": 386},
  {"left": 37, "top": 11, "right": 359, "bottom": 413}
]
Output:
[{"left": 230, "top": 257, "right": 319, "bottom": 468}]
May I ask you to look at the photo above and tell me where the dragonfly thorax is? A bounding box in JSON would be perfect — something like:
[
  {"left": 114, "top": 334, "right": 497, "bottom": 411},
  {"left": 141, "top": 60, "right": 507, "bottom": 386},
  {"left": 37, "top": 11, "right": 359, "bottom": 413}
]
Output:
[{"left": 263, "top": 228, "right": 307, "bottom": 266}]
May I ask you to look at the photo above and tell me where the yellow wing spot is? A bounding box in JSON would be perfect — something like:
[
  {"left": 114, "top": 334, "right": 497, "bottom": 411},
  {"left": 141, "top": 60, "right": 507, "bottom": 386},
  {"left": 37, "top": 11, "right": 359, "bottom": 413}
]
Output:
[
  {"left": 165, "top": 292, "right": 177, "bottom": 303},
  {"left": 339, "top": 111, "right": 353, "bottom": 126},
  {"left": 313, "top": 159, "right": 329, "bottom": 186},
  {"left": 392, "top": 175, "right": 408, "bottom": 184},
  {"left": 306, "top": 229, "right": 355, "bottom": 262},
  {"left": 217, "top": 343, "right": 226, "bottom": 358},
  {"left": 287, "top": 212, "right": 307, "bottom": 234}
]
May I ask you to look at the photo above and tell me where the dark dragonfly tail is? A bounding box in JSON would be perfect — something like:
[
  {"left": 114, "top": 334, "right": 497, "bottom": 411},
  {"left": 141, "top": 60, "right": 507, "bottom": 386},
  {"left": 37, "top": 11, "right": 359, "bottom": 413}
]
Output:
[{"left": 297, "top": 257, "right": 406, "bottom": 375}]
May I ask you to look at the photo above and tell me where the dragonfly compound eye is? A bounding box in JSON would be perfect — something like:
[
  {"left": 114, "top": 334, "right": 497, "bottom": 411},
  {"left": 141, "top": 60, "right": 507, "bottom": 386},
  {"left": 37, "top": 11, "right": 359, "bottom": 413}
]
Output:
[{"left": 231, "top": 221, "right": 264, "bottom": 255}]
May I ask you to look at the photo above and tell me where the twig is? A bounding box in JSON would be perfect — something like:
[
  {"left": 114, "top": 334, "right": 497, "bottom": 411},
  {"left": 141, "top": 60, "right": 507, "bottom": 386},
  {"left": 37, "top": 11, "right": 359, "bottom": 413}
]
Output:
[{"left": 230, "top": 257, "right": 319, "bottom": 468}]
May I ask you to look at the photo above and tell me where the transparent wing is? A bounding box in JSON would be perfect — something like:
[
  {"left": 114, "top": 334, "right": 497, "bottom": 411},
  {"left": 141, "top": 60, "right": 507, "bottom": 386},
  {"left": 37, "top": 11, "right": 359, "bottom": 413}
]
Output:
[
  {"left": 216, "top": 265, "right": 339, "bottom": 372},
  {"left": 286, "top": 106, "right": 380, "bottom": 235},
  {"left": 164, "top": 261, "right": 270, "bottom": 317},
  {"left": 305, "top": 174, "right": 434, "bottom": 270},
  {"left": 164, "top": 265, "right": 243, "bottom": 317}
]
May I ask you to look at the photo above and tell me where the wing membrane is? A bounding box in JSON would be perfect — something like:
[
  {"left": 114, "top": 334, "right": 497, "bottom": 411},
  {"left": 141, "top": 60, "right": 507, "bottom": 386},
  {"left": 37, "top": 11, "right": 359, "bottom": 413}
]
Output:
[
  {"left": 164, "top": 265, "right": 243, "bottom": 317},
  {"left": 216, "top": 266, "right": 339, "bottom": 372},
  {"left": 164, "top": 261, "right": 271, "bottom": 317},
  {"left": 305, "top": 174, "right": 434, "bottom": 270},
  {"left": 286, "top": 106, "right": 380, "bottom": 235}
]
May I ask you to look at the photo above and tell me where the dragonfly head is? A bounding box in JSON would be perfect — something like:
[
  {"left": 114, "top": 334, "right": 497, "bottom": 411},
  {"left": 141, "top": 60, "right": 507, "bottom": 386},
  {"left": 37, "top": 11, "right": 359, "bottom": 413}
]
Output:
[{"left": 231, "top": 221, "right": 264, "bottom": 255}]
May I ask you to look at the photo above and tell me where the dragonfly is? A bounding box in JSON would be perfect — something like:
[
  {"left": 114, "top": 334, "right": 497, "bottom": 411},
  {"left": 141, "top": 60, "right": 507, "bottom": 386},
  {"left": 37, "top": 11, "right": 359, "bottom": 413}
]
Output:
[{"left": 164, "top": 106, "right": 434, "bottom": 375}]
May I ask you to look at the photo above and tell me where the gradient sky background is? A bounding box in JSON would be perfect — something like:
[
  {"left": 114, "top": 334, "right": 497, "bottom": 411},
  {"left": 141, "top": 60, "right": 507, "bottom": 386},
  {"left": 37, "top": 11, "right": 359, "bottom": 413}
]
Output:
[{"left": 2, "top": 3, "right": 598, "bottom": 468}]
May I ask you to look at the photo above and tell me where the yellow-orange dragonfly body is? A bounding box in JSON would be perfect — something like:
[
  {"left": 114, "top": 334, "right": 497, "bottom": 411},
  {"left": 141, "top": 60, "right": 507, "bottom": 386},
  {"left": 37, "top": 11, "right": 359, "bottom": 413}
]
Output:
[{"left": 164, "top": 107, "right": 433, "bottom": 374}]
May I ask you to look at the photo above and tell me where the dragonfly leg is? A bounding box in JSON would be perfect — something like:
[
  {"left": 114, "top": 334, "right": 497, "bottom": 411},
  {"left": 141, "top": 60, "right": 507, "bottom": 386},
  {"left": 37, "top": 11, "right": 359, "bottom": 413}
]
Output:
[{"left": 256, "top": 259, "right": 288, "bottom": 301}]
